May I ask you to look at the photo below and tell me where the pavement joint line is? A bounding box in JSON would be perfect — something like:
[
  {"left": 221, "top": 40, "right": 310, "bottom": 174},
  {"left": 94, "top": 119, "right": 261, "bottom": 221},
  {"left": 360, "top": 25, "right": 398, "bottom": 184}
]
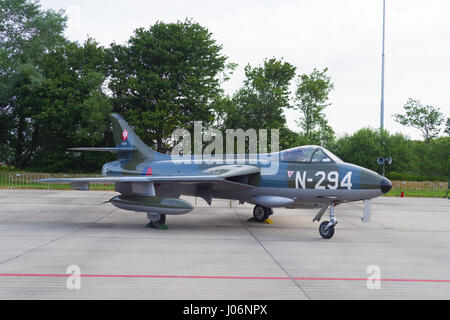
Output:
[
  {"left": 231, "top": 207, "right": 312, "bottom": 300},
  {"left": 0, "top": 208, "right": 117, "bottom": 267}
]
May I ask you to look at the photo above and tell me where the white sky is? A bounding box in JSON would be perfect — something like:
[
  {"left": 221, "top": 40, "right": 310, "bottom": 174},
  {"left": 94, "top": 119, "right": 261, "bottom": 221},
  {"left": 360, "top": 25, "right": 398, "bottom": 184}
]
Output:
[{"left": 39, "top": 0, "right": 450, "bottom": 140}]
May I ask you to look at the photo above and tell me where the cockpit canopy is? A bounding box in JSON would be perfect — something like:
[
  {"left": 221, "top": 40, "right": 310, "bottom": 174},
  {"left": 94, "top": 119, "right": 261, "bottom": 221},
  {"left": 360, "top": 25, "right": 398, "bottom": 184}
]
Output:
[{"left": 280, "top": 145, "right": 343, "bottom": 163}]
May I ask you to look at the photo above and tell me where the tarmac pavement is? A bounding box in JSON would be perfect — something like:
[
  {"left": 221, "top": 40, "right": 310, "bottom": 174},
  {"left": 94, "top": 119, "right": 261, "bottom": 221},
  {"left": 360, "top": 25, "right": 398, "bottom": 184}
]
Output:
[{"left": 0, "top": 189, "right": 449, "bottom": 299}]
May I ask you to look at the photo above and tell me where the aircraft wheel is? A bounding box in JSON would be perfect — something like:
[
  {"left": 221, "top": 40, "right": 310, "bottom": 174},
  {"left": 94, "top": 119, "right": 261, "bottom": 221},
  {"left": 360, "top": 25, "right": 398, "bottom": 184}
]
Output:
[
  {"left": 253, "top": 205, "right": 268, "bottom": 222},
  {"left": 319, "top": 221, "right": 335, "bottom": 239},
  {"left": 146, "top": 213, "right": 167, "bottom": 229}
]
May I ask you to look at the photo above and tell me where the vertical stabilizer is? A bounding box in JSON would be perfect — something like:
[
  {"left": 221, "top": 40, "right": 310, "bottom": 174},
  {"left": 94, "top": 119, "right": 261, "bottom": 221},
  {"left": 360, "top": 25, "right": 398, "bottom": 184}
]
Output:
[{"left": 110, "top": 113, "right": 169, "bottom": 161}]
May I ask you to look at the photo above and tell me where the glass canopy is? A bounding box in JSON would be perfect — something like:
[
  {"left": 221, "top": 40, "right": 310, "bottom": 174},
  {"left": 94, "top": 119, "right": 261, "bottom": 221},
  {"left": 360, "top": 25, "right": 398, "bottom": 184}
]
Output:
[{"left": 280, "top": 145, "right": 343, "bottom": 163}]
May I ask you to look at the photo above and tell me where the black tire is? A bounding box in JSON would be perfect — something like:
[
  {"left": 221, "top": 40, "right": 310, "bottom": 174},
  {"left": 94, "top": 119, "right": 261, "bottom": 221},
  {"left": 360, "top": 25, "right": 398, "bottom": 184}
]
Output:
[
  {"left": 253, "top": 205, "right": 268, "bottom": 222},
  {"left": 159, "top": 214, "right": 166, "bottom": 225},
  {"left": 319, "top": 221, "right": 335, "bottom": 239}
]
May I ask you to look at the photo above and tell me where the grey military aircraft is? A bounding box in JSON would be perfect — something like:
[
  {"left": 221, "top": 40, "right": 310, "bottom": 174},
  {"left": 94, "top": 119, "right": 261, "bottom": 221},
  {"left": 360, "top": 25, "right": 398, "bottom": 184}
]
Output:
[{"left": 38, "top": 114, "right": 392, "bottom": 239}]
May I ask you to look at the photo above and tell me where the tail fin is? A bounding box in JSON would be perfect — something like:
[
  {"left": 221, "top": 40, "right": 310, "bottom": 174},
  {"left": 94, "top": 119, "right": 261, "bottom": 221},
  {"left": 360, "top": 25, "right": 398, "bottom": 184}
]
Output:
[{"left": 110, "top": 113, "right": 169, "bottom": 161}]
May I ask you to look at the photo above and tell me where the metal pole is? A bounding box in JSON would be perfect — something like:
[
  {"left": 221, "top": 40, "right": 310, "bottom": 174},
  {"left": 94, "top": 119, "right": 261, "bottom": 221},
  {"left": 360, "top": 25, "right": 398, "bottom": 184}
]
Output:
[{"left": 380, "top": 0, "right": 386, "bottom": 130}]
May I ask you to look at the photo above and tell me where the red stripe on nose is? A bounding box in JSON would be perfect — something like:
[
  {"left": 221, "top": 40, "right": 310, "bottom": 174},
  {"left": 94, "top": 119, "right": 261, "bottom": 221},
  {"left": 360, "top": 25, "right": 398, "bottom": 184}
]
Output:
[{"left": 146, "top": 166, "right": 152, "bottom": 175}]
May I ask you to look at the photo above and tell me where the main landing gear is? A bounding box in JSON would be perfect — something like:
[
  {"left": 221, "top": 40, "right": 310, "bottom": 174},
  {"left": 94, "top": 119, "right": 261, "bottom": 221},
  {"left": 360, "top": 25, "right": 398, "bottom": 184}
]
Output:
[
  {"left": 146, "top": 212, "right": 168, "bottom": 230},
  {"left": 251, "top": 205, "right": 273, "bottom": 223},
  {"left": 317, "top": 204, "right": 338, "bottom": 239}
]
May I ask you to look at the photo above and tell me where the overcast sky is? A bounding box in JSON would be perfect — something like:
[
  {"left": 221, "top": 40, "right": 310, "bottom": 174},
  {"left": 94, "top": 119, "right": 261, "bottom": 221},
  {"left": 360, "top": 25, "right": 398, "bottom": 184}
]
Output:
[{"left": 39, "top": 0, "right": 450, "bottom": 140}]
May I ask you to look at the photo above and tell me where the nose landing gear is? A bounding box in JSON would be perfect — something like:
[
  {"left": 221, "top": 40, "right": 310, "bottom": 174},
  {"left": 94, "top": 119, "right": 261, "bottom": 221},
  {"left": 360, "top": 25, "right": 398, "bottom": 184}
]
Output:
[{"left": 317, "top": 204, "right": 338, "bottom": 239}]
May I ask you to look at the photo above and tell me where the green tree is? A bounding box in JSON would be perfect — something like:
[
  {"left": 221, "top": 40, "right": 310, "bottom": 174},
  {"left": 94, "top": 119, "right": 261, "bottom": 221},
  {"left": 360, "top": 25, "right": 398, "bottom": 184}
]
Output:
[
  {"left": 332, "top": 128, "right": 382, "bottom": 172},
  {"left": 278, "top": 126, "right": 305, "bottom": 150},
  {"left": 294, "top": 68, "right": 334, "bottom": 142},
  {"left": 393, "top": 98, "right": 445, "bottom": 142},
  {"left": 331, "top": 128, "right": 416, "bottom": 176},
  {"left": 27, "top": 39, "right": 113, "bottom": 172},
  {"left": 307, "top": 119, "right": 335, "bottom": 148},
  {"left": 223, "top": 58, "right": 296, "bottom": 131},
  {"left": 108, "top": 19, "right": 228, "bottom": 153},
  {"left": 445, "top": 118, "right": 450, "bottom": 136},
  {"left": 330, "top": 128, "right": 449, "bottom": 180},
  {"left": 430, "top": 137, "right": 449, "bottom": 179},
  {"left": 0, "top": 0, "right": 67, "bottom": 166},
  {"left": 409, "top": 137, "right": 449, "bottom": 180}
]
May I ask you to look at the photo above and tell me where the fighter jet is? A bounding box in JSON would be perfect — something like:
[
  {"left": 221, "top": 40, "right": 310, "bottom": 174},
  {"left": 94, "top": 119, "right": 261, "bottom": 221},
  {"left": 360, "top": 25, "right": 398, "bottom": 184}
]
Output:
[{"left": 38, "top": 114, "right": 392, "bottom": 239}]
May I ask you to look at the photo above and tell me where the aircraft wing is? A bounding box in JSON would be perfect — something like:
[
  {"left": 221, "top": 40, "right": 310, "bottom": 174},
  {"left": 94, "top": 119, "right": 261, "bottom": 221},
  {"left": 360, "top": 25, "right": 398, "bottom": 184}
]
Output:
[{"left": 36, "top": 164, "right": 260, "bottom": 192}]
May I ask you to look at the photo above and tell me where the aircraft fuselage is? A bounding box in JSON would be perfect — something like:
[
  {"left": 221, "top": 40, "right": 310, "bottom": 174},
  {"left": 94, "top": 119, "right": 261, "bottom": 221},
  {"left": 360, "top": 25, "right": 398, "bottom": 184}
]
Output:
[{"left": 102, "top": 155, "right": 390, "bottom": 208}]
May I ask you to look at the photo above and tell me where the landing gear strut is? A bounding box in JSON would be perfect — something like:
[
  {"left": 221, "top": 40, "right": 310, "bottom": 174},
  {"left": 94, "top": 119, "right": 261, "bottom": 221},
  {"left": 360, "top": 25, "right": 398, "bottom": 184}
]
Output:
[
  {"left": 318, "top": 204, "right": 338, "bottom": 239},
  {"left": 146, "top": 212, "right": 167, "bottom": 230},
  {"left": 252, "top": 205, "right": 273, "bottom": 223}
]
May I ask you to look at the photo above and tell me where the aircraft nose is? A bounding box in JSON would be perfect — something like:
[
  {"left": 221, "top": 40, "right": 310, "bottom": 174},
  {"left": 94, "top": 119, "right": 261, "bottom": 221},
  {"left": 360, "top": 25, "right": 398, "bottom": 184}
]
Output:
[{"left": 380, "top": 177, "right": 392, "bottom": 194}]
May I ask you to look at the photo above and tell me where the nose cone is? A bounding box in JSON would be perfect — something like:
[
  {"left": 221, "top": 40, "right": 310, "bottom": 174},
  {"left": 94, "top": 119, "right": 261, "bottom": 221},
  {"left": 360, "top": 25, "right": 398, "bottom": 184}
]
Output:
[{"left": 380, "top": 177, "right": 392, "bottom": 194}]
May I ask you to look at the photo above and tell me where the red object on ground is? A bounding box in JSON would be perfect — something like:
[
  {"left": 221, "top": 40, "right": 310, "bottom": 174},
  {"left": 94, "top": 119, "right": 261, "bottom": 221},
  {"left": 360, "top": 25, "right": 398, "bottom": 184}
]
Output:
[{"left": 401, "top": 192, "right": 404, "bottom": 197}]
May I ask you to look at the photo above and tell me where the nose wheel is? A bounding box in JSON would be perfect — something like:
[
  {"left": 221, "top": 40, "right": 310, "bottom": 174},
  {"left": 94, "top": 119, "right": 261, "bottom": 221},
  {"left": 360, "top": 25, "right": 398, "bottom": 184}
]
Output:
[
  {"left": 318, "top": 204, "right": 338, "bottom": 239},
  {"left": 319, "top": 221, "right": 335, "bottom": 239}
]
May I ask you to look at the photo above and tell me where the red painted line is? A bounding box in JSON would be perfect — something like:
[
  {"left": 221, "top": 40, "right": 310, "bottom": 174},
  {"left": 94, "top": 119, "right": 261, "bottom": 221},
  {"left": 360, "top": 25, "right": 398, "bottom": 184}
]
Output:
[
  {"left": 0, "top": 274, "right": 289, "bottom": 280},
  {"left": 294, "top": 277, "right": 450, "bottom": 283},
  {"left": 0, "top": 273, "right": 449, "bottom": 283},
  {"left": 379, "top": 278, "right": 450, "bottom": 283}
]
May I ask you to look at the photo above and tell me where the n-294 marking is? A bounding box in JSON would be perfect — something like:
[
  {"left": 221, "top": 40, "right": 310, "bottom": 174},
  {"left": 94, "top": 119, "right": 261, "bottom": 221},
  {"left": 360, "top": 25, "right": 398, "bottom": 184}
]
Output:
[{"left": 295, "top": 171, "right": 352, "bottom": 190}]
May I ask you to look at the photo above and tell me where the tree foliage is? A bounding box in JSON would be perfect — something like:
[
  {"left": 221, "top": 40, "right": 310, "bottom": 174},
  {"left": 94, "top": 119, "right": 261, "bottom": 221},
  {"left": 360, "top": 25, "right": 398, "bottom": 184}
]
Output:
[
  {"left": 393, "top": 98, "right": 445, "bottom": 142},
  {"left": 27, "top": 39, "right": 113, "bottom": 172},
  {"left": 0, "top": 0, "right": 67, "bottom": 165},
  {"left": 330, "top": 128, "right": 449, "bottom": 180},
  {"left": 216, "top": 58, "right": 296, "bottom": 153},
  {"left": 221, "top": 58, "right": 296, "bottom": 130},
  {"left": 108, "top": 19, "right": 227, "bottom": 153},
  {"left": 294, "top": 68, "right": 334, "bottom": 142}
]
